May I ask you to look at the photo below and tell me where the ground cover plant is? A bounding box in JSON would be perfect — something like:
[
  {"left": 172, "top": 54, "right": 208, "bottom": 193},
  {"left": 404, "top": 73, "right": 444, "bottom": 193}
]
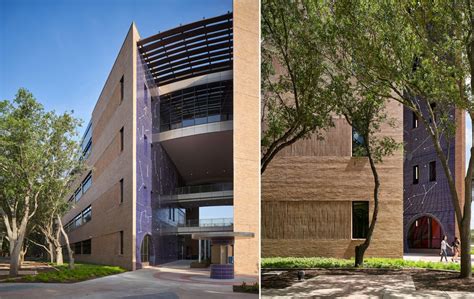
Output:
[
  {"left": 4, "top": 263, "right": 125, "bottom": 283},
  {"left": 262, "top": 257, "right": 463, "bottom": 271}
]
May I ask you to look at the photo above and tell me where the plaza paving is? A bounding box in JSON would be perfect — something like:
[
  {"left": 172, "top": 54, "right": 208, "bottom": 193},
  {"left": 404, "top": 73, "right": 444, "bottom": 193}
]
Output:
[
  {"left": 0, "top": 260, "right": 258, "bottom": 299},
  {"left": 262, "top": 272, "right": 474, "bottom": 298}
]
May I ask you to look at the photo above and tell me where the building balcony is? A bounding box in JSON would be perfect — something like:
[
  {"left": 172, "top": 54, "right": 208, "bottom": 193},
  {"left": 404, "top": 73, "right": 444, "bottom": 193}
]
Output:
[
  {"left": 176, "top": 218, "right": 233, "bottom": 235},
  {"left": 161, "top": 183, "right": 233, "bottom": 208}
]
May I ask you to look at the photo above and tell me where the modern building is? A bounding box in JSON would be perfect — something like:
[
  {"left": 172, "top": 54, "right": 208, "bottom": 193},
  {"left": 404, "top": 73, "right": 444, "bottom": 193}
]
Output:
[
  {"left": 403, "top": 106, "right": 465, "bottom": 252},
  {"left": 261, "top": 100, "right": 405, "bottom": 258},
  {"left": 61, "top": 0, "right": 259, "bottom": 277}
]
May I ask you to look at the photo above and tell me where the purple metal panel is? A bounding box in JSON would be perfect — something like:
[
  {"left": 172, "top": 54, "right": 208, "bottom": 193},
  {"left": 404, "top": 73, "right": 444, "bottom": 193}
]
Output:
[
  {"left": 403, "top": 104, "right": 456, "bottom": 251},
  {"left": 135, "top": 50, "right": 154, "bottom": 268}
]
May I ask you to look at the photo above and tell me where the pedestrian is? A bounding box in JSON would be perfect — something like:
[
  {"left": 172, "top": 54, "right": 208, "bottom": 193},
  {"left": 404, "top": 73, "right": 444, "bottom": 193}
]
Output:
[
  {"left": 440, "top": 235, "right": 452, "bottom": 262},
  {"left": 451, "top": 237, "right": 460, "bottom": 262}
]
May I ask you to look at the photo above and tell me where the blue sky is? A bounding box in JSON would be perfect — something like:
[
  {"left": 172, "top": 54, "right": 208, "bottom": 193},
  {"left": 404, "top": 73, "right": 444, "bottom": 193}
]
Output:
[{"left": 0, "top": 0, "right": 232, "bottom": 219}]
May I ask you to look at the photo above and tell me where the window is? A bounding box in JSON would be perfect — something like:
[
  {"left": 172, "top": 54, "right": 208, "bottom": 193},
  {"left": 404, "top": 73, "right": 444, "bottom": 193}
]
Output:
[
  {"left": 82, "top": 239, "right": 91, "bottom": 255},
  {"left": 74, "top": 214, "right": 82, "bottom": 228},
  {"left": 120, "top": 127, "right": 124, "bottom": 152},
  {"left": 119, "top": 231, "right": 124, "bottom": 255},
  {"left": 144, "top": 135, "right": 148, "bottom": 155},
  {"left": 74, "top": 188, "right": 82, "bottom": 202},
  {"left": 352, "top": 201, "right": 369, "bottom": 239},
  {"left": 120, "top": 179, "right": 124, "bottom": 204},
  {"left": 172, "top": 208, "right": 175, "bottom": 222},
  {"left": 168, "top": 207, "right": 172, "bottom": 220},
  {"left": 413, "top": 165, "right": 419, "bottom": 184},
  {"left": 352, "top": 128, "right": 367, "bottom": 157},
  {"left": 74, "top": 242, "right": 82, "bottom": 255},
  {"left": 429, "top": 161, "right": 436, "bottom": 182},
  {"left": 412, "top": 111, "right": 418, "bottom": 128},
  {"left": 120, "top": 76, "right": 124, "bottom": 103},
  {"left": 82, "top": 206, "right": 92, "bottom": 223},
  {"left": 82, "top": 173, "right": 92, "bottom": 193}
]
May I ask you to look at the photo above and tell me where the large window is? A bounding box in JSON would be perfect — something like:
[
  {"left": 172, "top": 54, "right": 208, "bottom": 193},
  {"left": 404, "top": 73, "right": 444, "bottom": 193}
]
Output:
[
  {"left": 72, "top": 171, "right": 93, "bottom": 203},
  {"left": 413, "top": 165, "right": 419, "bottom": 184},
  {"left": 82, "top": 239, "right": 92, "bottom": 255},
  {"left": 64, "top": 205, "right": 92, "bottom": 232},
  {"left": 82, "top": 173, "right": 92, "bottom": 193},
  {"left": 81, "top": 121, "right": 92, "bottom": 159},
  {"left": 352, "top": 201, "right": 369, "bottom": 239},
  {"left": 429, "top": 161, "right": 436, "bottom": 182},
  {"left": 159, "top": 81, "right": 233, "bottom": 132},
  {"left": 72, "top": 239, "right": 92, "bottom": 255},
  {"left": 352, "top": 128, "right": 367, "bottom": 157}
]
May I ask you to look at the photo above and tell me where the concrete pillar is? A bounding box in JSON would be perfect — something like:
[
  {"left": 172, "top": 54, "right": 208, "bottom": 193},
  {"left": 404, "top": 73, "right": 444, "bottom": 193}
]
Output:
[
  {"left": 198, "top": 239, "right": 201, "bottom": 263},
  {"left": 204, "top": 240, "right": 207, "bottom": 260}
]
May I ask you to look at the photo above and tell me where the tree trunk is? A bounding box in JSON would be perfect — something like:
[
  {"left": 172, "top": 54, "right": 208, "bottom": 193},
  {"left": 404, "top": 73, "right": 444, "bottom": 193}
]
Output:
[
  {"left": 9, "top": 236, "right": 24, "bottom": 277},
  {"left": 19, "top": 244, "right": 28, "bottom": 265},
  {"left": 46, "top": 239, "right": 55, "bottom": 263},
  {"left": 460, "top": 141, "right": 474, "bottom": 278},
  {"left": 354, "top": 141, "right": 380, "bottom": 267},
  {"left": 55, "top": 245, "right": 63, "bottom": 265},
  {"left": 57, "top": 216, "right": 74, "bottom": 270}
]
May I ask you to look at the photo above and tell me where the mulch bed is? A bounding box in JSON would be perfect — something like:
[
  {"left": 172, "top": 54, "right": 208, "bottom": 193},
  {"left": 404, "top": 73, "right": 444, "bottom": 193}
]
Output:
[{"left": 262, "top": 268, "right": 474, "bottom": 292}]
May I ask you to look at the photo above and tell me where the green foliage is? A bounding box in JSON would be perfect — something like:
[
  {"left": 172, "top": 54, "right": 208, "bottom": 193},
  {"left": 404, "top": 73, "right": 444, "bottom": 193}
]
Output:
[
  {"left": 22, "top": 263, "right": 126, "bottom": 283},
  {"left": 261, "top": 0, "right": 342, "bottom": 172},
  {"left": 262, "top": 257, "right": 462, "bottom": 272}
]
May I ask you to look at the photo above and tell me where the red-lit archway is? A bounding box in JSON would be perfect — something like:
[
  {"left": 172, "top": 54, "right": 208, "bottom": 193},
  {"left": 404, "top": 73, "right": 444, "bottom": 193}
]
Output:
[{"left": 408, "top": 215, "right": 442, "bottom": 249}]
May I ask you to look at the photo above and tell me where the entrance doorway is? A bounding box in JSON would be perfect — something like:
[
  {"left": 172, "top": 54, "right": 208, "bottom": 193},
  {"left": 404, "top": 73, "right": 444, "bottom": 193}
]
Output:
[
  {"left": 141, "top": 234, "right": 152, "bottom": 264},
  {"left": 408, "top": 215, "right": 442, "bottom": 249}
]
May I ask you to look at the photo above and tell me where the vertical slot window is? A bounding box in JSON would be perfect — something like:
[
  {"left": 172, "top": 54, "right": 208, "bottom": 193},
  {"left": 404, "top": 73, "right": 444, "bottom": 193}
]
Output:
[
  {"left": 352, "top": 201, "right": 369, "bottom": 239},
  {"left": 413, "top": 165, "right": 419, "bottom": 184}
]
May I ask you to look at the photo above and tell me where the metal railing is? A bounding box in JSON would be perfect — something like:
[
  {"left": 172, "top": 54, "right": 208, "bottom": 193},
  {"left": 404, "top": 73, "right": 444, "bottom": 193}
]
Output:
[
  {"left": 175, "top": 183, "right": 233, "bottom": 195},
  {"left": 178, "top": 218, "right": 233, "bottom": 228}
]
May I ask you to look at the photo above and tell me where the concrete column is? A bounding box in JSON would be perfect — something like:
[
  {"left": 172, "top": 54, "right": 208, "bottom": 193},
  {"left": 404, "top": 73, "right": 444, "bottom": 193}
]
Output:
[
  {"left": 198, "top": 239, "right": 201, "bottom": 263},
  {"left": 204, "top": 240, "right": 207, "bottom": 260}
]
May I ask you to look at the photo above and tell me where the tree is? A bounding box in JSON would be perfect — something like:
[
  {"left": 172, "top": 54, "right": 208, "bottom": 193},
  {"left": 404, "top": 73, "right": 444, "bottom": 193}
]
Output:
[
  {"left": 334, "top": 79, "right": 399, "bottom": 266},
  {"left": 332, "top": 0, "right": 473, "bottom": 277},
  {"left": 261, "top": 0, "right": 340, "bottom": 173},
  {"left": 0, "top": 88, "right": 82, "bottom": 275}
]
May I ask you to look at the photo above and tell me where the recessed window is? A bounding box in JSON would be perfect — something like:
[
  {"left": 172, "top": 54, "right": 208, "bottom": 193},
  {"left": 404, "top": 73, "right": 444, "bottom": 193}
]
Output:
[
  {"left": 352, "top": 128, "right": 367, "bottom": 157},
  {"left": 413, "top": 165, "right": 419, "bottom": 184},
  {"left": 120, "top": 76, "right": 124, "bottom": 103},
  {"left": 120, "top": 127, "right": 124, "bottom": 152},
  {"left": 429, "top": 161, "right": 436, "bottom": 182},
  {"left": 120, "top": 179, "right": 124, "bottom": 204},
  {"left": 74, "top": 242, "right": 82, "bottom": 255},
  {"left": 119, "top": 231, "right": 124, "bottom": 255},
  {"left": 82, "top": 239, "right": 91, "bottom": 255},
  {"left": 352, "top": 201, "right": 369, "bottom": 239},
  {"left": 412, "top": 111, "right": 418, "bottom": 128},
  {"left": 168, "top": 207, "right": 172, "bottom": 220}
]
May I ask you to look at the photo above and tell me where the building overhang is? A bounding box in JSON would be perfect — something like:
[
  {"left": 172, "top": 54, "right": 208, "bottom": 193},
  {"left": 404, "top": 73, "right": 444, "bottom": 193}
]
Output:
[{"left": 191, "top": 232, "right": 255, "bottom": 240}]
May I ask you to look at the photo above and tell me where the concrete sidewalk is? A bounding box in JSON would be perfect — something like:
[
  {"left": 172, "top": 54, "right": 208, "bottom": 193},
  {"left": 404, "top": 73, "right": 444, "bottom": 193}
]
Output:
[
  {"left": 0, "top": 265, "right": 258, "bottom": 299},
  {"left": 262, "top": 273, "right": 473, "bottom": 298}
]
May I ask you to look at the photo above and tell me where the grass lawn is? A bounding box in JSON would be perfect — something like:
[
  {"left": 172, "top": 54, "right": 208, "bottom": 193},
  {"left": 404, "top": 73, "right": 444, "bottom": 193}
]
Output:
[
  {"left": 10, "top": 263, "right": 126, "bottom": 283},
  {"left": 262, "top": 257, "right": 464, "bottom": 272}
]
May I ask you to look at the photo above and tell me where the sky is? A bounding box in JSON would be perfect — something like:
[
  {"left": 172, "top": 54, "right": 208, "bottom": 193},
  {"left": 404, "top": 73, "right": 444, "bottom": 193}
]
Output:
[{"left": 0, "top": 0, "right": 232, "bottom": 219}]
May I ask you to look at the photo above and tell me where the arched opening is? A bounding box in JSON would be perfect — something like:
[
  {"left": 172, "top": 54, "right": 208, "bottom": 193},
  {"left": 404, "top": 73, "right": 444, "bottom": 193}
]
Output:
[
  {"left": 408, "top": 215, "right": 442, "bottom": 249},
  {"left": 140, "top": 234, "right": 152, "bottom": 264}
]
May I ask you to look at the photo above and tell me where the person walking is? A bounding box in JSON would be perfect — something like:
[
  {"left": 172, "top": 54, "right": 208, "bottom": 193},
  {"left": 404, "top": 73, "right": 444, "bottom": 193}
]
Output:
[
  {"left": 440, "top": 235, "right": 452, "bottom": 262},
  {"left": 451, "top": 237, "right": 460, "bottom": 262}
]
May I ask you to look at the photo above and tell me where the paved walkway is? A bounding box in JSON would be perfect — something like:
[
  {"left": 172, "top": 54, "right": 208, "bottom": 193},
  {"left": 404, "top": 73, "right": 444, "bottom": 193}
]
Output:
[
  {"left": 404, "top": 253, "right": 474, "bottom": 264},
  {"left": 0, "top": 263, "right": 258, "bottom": 299},
  {"left": 262, "top": 273, "right": 473, "bottom": 298}
]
